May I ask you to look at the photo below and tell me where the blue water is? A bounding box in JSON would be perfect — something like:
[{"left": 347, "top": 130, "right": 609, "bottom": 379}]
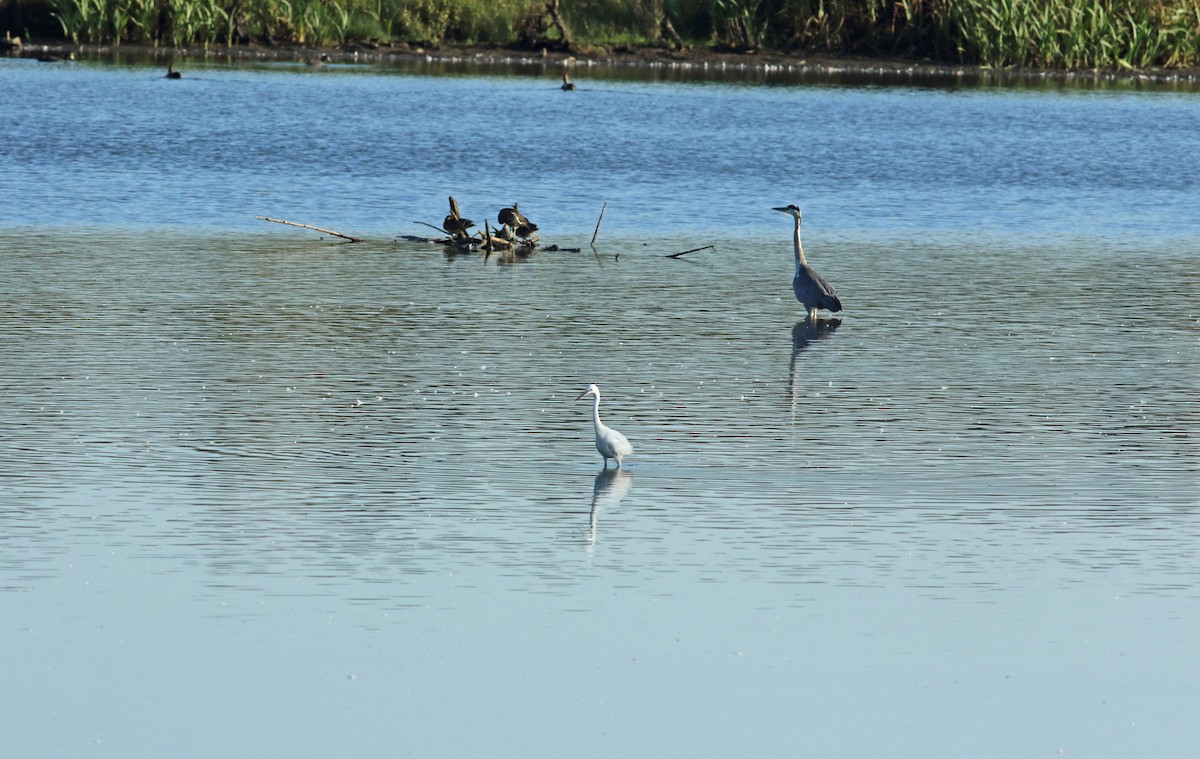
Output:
[
  {"left": 4, "top": 58, "right": 1197, "bottom": 242},
  {"left": 1, "top": 56, "right": 1197, "bottom": 758}
]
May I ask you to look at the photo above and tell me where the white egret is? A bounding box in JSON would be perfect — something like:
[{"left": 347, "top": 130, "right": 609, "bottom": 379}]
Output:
[
  {"left": 772, "top": 204, "right": 843, "bottom": 321},
  {"left": 576, "top": 384, "right": 633, "bottom": 468}
]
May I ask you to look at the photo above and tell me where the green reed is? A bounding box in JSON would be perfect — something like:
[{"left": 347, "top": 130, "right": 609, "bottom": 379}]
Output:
[
  {"left": 946, "top": 0, "right": 1200, "bottom": 68},
  {"left": 26, "top": 0, "right": 1200, "bottom": 68}
]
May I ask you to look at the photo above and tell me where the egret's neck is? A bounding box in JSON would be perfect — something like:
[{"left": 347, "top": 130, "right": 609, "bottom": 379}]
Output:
[
  {"left": 793, "top": 219, "right": 808, "bottom": 271},
  {"left": 591, "top": 394, "right": 603, "bottom": 431}
]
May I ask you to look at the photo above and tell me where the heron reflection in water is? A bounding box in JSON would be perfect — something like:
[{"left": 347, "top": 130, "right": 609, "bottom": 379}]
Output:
[
  {"left": 789, "top": 317, "right": 842, "bottom": 415},
  {"left": 588, "top": 468, "right": 633, "bottom": 547}
]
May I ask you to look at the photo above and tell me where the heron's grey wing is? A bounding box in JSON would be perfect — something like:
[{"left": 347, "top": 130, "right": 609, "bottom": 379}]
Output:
[
  {"left": 798, "top": 264, "right": 843, "bottom": 311},
  {"left": 802, "top": 264, "right": 837, "bottom": 296}
]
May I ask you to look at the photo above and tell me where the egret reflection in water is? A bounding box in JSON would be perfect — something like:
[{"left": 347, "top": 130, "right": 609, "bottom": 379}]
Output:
[{"left": 588, "top": 468, "right": 633, "bottom": 547}]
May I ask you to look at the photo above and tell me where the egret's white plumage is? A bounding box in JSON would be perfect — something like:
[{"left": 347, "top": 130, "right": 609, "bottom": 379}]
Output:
[{"left": 576, "top": 384, "right": 633, "bottom": 468}]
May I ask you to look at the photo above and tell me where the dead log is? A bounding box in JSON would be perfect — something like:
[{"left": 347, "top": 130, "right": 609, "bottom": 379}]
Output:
[
  {"left": 548, "top": 0, "right": 573, "bottom": 51},
  {"left": 256, "top": 216, "right": 363, "bottom": 242}
]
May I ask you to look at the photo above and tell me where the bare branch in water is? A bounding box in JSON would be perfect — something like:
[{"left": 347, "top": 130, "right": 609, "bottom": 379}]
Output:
[
  {"left": 256, "top": 216, "right": 363, "bottom": 242},
  {"left": 591, "top": 201, "right": 607, "bottom": 246},
  {"left": 667, "top": 245, "right": 714, "bottom": 259}
]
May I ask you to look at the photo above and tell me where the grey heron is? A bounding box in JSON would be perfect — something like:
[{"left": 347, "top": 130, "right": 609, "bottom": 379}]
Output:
[
  {"left": 773, "top": 204, "right": 842, "bottom": 321},
  {"left": 576, "top": 384, "right": 633, "bottom": 468}
]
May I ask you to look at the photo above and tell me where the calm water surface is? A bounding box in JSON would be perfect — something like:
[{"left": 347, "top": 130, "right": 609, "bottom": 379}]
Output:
[{"left": 1, "top": 57, "right": 1197, "bottom": 758}]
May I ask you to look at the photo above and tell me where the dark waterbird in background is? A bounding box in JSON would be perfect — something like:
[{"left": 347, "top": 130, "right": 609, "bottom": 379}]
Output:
[
  {"left": 442, "top": 195, "right": 474, "bottom": 239},
  {"left": 561, "top": 73, "right": 576, "bottom": 91},
  {"left": 442, "top": 214, "right": 475, "bottom": 237},
  {"left": 165, "top": 64, "right": 182, "bottom": 79},
  {"left": 498, "top": 202, "right": 538, "bottom": 241},
  {"left": 773, "top": 205, "right": 842, "bottom": 321}
]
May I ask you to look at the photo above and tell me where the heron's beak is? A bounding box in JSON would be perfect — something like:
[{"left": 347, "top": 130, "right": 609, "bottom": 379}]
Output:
[
  {"left": 771, "top": 206, "right": 789, "bottom": 213},
  {"left": 575, "top": 390, "right": 590, "bottom": 400}
]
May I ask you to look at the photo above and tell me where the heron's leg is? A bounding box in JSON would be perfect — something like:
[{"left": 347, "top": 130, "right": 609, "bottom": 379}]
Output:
[{"left": 808, "top": 307, "right": 817, "bottom": 321}]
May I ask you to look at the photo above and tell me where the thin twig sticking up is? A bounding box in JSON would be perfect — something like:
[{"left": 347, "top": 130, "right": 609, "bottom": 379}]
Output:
[{"left": 591, "top": 202, "right": 607, "bottom": 246}]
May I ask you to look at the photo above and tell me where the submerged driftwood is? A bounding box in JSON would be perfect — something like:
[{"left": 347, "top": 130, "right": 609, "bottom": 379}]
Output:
[
  {"left": 419, "top": 195, "right": 541, "bottom": 253},
  {"left": 256, "top": 197, "right": 652, "bottom": 258},
  {"left": 256, "top": 216, "right": 363, "bottom": 242}
]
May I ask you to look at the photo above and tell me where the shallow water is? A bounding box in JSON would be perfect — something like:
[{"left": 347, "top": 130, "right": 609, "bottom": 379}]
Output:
[{"left": 1, "top": 57, "right": 1198, "bottom": 758}]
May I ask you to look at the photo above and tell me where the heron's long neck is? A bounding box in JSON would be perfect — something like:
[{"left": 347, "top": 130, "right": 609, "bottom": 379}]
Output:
[
  {"left": 591, "top": 394, "right": 603, "bottom": 432},
  {"left": 793, "top": 219, "right": 808, "bottom": 272}
]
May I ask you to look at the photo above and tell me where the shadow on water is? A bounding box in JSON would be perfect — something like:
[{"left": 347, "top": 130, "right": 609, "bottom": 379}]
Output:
[{"left": 588, "top": 467, "right": 633, "bottom": 548}]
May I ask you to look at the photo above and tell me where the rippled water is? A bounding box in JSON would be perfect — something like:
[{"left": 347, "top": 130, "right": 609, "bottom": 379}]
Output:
[{"left": 1, "top": 56, "right": 1197, "bottom": 758}]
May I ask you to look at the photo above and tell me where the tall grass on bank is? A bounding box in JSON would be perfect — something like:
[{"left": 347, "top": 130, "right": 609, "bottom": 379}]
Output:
[
  {"left": 7, "top": 0, "right": 1198, "bottom": 69},
  {"left": 558, "top": 0, "right": 1200, "bottom": 68},
  {"left": 667, "top": 0, "right": 1200, "bottom": 68},
  {"left": 947, "top": 0, "right": 1200, "bottom": 68},
  {"left": 40, "top": 0, "right": 547, "bottom": 48}
]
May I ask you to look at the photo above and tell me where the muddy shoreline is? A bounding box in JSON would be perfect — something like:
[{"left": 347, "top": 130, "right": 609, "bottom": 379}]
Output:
[{"left": 11, "top": 39, "right": 1200, "bottom": 86}]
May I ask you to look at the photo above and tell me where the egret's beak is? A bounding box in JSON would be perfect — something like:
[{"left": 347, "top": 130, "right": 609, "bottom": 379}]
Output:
[{"left": 575, "top": 390, "right": 590, "bottom": 400}]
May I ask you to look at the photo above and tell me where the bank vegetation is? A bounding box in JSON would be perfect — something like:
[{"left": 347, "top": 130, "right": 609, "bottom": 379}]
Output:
[{"left": 3, "top": 0, "right": 1198, "bottom": 70}]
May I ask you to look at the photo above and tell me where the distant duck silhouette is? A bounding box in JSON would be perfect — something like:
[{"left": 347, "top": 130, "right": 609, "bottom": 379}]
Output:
[
  {"left": 36, "top": 51, "right": 73, "bottom": 62},
  {"left": 561, "top": 72, "right": 576, "bottom": 91},
  {"left": 165, "top": 64, "right": 182, "bottom": 79},
  {"left": 305, "top": 53, "right": 330, "bottom": 66}
]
